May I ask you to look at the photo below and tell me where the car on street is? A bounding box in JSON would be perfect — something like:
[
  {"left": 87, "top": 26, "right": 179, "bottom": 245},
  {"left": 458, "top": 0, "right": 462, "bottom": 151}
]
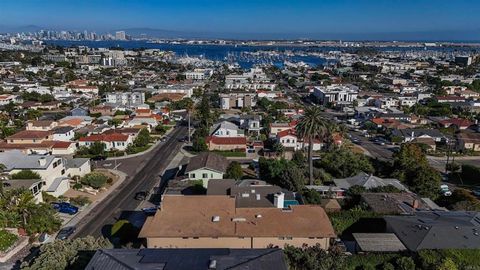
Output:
[
  {"left": 91, "top": 155, "right": 107, "bottom": 161},
  {"left": 472, "top": 188, "right": 480, "bottom": 197},
  {"left": 52, "top": 202, "right": 79, "bottom": 215},
  {"left": 142, "top": 207, "right": 158, "bottom": 215},
  {"left": 135, "top": 191, "right": 150, "bottom": 201},
  {"left": 56, "top": 226, "right": 76, "bottom": 240}
]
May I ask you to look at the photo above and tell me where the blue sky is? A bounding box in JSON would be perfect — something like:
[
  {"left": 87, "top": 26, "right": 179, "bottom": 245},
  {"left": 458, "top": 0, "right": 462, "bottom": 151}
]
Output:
[{"left": 1, "top": 0, "right": 480, "bottom": 39}]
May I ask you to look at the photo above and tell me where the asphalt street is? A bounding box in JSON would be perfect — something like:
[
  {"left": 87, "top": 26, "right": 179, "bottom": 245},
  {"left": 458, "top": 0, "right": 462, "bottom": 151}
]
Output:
[{"left": 73, "top": 125, "right": 187, "bottom": 238}]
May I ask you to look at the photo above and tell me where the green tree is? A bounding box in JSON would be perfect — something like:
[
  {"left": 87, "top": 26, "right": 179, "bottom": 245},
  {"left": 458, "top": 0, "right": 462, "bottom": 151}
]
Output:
[
  {"left": 316, "top": 147, "right": 374, "bottom": 178},
  {"left": 393, "top": 143, "right": 441, "bottom": 199},
  {"left": 134, "top": 128, "right": 151, "bottom": 147},
  {"left": 11, "top": 170, "right": 41, "bottom": 179},
  {"left": 25, "top": 109, "right": 42, "bottom": 120},
  {"left": 296, "top": 106, "right": 329, "bottom": 185},
  {"left": 89, "top": 142, "right": 106, "bottom": 157},
  {"left": 21, "top": 236, "right": 112, "bottom": 270},
  {"left": 192, "top": 133, "right": 208, "bottom": 152},
  {"left": 225, "top": 161, "right": 243, "bottom": 180},
  {"left": 396, "top": 257, "right": 416, "bottom": 270}
]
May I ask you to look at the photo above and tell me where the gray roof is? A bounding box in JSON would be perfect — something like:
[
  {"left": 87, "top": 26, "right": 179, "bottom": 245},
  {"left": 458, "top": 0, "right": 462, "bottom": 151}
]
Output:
[
  {"left": 353, "top": 233, "right": 407, "bottom": 252},
  {"left": 85, "top": 248, "right": 288, "bottom": 270},
  {"left": 65, "top": 158, "right": 90, "bottom": 169},
  {"left": 385, "top": 211, "right": 480, "bottom": 251},
  {"left": 3, "top": 179, "right": 42, "bottom": 191},
  {"left": 0, "top": 150, "right": 56, "bottom": 171},
  {"left": 185, "top": 153, "right": 228, "bottom": 174},
  {"left": 47, "top": 176, "right": 69, "bottom": 192},
  {"left": 207, "top": 179, "right": 295, "bottom": 208},
  {"left": 333, "top": 172, "right": 407, "bottom": 191},
  {"left": 361, "top": 193, "right": 430, "bottom": 215},
  {"left": 392, "top": 128, "right": 445, "bottom": 139},
  {"left": 53, "top": 126, "right": 74, "bottom": 134},
  {"left": 209, "top": 121, "right": 243, "bottom": 136}
]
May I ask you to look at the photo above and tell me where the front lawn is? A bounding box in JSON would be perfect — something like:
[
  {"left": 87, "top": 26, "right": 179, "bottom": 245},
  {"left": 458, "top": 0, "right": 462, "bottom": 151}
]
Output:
[{"left": 212, "top": 151, "right": 246, "bottom": 157}]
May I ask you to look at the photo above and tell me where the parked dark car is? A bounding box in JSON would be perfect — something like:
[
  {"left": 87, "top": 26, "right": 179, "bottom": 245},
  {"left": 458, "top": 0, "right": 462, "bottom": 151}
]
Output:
[
  {"left": 52, "top": 202, "right": 79, "bottom": 215},
  {"left": 91, "top": 155, "right": 107, "bottom": 161},
  {"left": 142, "top": 207, "right": 158, "bottom": 215},
  {"left": 135, "top": 191, "right": 150, "bottom": 201},
  {"left": 56, "top": 226, "right": 76, "bottom": 240}
]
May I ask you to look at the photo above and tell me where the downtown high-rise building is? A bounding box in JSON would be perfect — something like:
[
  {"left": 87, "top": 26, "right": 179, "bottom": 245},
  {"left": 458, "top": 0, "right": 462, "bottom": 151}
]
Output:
[{"left": 115, "top": 31, "right": 126, "bottom": 40}]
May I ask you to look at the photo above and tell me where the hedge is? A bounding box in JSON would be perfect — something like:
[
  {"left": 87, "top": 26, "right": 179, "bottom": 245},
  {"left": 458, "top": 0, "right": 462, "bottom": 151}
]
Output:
[{"left": 0, "top": 230, "right": 18, "bottom": 252}]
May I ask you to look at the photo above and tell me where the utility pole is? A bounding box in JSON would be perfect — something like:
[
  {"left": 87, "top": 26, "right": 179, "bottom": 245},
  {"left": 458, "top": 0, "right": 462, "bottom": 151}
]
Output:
[{"left": 188, "top": 111, "right": 191, "bottom": 144}]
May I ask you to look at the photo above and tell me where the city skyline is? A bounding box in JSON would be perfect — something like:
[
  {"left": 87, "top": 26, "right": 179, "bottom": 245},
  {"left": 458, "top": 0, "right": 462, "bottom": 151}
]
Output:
[{"left": 1, "top": 0, "right": 480, "bottom": 40}]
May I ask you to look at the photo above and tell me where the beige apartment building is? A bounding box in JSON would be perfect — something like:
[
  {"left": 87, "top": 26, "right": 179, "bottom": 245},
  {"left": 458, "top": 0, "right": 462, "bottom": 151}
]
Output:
[{"left": 139, "top": 195, "right": 336, "bottom": 249}]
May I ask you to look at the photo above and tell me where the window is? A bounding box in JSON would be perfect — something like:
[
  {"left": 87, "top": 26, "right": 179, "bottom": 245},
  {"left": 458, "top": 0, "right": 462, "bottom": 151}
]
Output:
[
  {"left": 193, "top": 237, "right": 199, "bottom": 239},
  {"left": 53, "top": 161, "right": 58, "bottom": 168},
  {"left": 202, "top": 173, "right": 208, "bottom": 178},
  {"left": 61, "top": 169, "right": 65, "bottom": 175},
  {"left": 190, "top": 173, "right": 196, "bottom": 178}
]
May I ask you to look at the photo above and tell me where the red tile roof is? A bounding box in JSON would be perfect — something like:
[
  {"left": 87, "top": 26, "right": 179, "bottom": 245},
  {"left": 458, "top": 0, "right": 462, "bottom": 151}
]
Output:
[
  {"left": 52, "top": 141, "right": 74, "bottom": 148},
  {"left": 439, "top": 118, "right": 473, "bottom": 128},
  {"left": 79, "top": 133, "right": 129, "bottom": 142},
  {"left": 7, "top": 130, "right": 52, "bottom": 139},
  {"left": 277, "top": 129, "right": 297, "bottom": 138},
  {"left": 206, "top": 136, "right": 247, "bottom": 145}
]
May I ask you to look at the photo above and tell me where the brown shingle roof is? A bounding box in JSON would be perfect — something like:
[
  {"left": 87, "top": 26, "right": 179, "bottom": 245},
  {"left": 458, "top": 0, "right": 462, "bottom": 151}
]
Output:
[
  {"left": 138, "top": 195, "right": 336, "bottom": 238},
  {"left": 185, "top": 152, "right": 228, "bottom": 173}
]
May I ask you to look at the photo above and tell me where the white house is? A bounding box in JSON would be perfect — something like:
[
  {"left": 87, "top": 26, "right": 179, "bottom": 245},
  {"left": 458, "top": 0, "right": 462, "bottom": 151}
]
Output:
[
  {"left": 0, "top": 150, "right": 70, "bottom": 197},
  {"left": 185, "top": 153, "right": 228, "bottom": 188},
  {"left": 313, "top": 84, "right": 359, "bottom": 105},
  {"left": 52, "top": 126, "right": 75, "bottom": 141},
  {"left": 78, "top": 133, "right": 133, "bottom": 151},
  {"left": 209, "top": 121, "right": 244, "bottom": 137}
]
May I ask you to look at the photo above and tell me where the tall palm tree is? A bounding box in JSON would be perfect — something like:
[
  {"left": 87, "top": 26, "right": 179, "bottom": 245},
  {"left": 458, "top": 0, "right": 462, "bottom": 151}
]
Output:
[{"left": 296, "top": 106, "right": 329, "bottom": 185}]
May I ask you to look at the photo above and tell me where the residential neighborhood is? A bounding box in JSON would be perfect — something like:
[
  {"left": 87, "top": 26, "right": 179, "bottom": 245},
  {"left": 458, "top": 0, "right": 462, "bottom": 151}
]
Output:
[{"left": 1, "top": 5, "right": 480, "bottom": 268}]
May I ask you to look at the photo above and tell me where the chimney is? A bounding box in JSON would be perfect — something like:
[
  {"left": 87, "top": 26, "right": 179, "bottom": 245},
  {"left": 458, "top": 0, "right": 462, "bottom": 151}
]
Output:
[
  {"left": 274, "top": 192, "right": 285, "bottom": 209},
  {"left": 38, "top": 157, "right": 47, "bottom": 166},
  {"left": 412, "top": 199, "right": 419, "bottom": 209}
]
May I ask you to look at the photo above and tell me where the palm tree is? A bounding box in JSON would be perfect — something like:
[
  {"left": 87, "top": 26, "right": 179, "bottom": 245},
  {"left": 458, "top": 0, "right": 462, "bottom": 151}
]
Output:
[{"left": 296, "top": 106, "right": 329, "bottom": 185}]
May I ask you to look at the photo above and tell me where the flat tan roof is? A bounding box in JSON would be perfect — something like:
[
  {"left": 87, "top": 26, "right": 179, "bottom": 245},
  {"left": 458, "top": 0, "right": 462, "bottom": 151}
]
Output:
[{"left": 139, "top": 195, "right": 336, "bottom": 239}]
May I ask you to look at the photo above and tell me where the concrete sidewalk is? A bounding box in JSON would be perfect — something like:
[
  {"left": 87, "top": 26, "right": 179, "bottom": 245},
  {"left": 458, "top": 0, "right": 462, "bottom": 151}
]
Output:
[{"left": 63, "top": 169, "right": 127, "bottom": 229}]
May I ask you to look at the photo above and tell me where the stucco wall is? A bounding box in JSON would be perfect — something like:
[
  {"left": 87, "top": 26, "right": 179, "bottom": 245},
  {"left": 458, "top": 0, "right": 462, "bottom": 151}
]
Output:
[{"left": 146, "top": 236, "right": 331, "bottom": 249}]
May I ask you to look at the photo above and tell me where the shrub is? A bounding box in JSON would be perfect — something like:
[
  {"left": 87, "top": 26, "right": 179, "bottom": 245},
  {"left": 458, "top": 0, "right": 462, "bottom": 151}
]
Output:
[
  {"left": 41, "top": 191, "right": 57, "bottom": 203},
  {"left": 0, "top": 230, "right": 18, "bottom": 252},
  {"left": 69, "top": 196, "right": 91, "bottom": 207},
  {"left": 328, "top": 209, "right": 380, "bottom": 235},
  {"left": 11, "top": 170, "right": 41, "bottom": 179},
  {"left": 81, "top": 172, "right": 109, "bottom": 189},
  {"left": 72, "top": 183, "right": 83, "bottom": 190}
]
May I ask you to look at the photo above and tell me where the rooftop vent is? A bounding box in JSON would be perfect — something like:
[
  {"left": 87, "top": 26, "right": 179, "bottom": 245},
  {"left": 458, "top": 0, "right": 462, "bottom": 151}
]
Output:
[
  {"left": 241, "top": 193, "right": 250, "bottom": 198},
  {"left": 212, "top": 216, "right": 220, "bottom": 222},
  {"left": 38, "top": 157, "right": 47, "bottom": 166},
  {"left": 209, "top": 259, "right": 217, "bottom": 269},
  {"left": 256, "top": 194, "right": 261, "bottom": 200},
  {"left": 232, "top": 217, "right": 246, "bottom": 222},
  {"left": 255, "top": 214, "right": 262, "bottom": 218}
]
